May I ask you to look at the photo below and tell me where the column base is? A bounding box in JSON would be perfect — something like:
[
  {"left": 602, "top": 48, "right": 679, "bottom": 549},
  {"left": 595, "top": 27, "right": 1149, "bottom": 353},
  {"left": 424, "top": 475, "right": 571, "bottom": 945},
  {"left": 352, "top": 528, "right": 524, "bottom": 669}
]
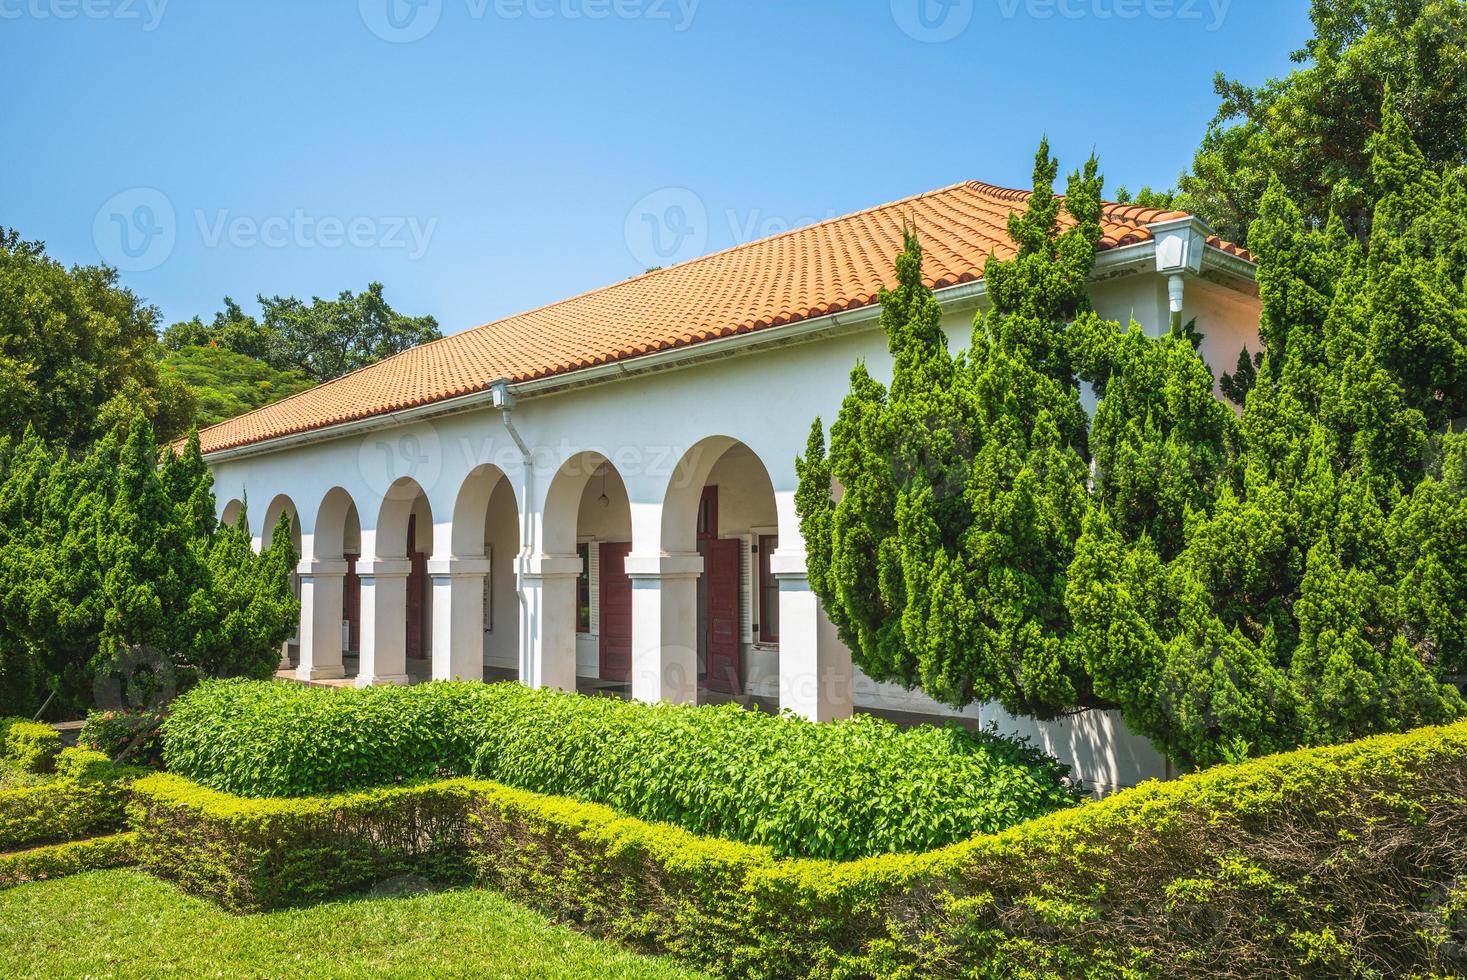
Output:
[
  {"left": 355, "top": 673, "right": 411, "bottom": 688},
  {"left": 295, "top": 665, "right": 346, "bottom": 681}
]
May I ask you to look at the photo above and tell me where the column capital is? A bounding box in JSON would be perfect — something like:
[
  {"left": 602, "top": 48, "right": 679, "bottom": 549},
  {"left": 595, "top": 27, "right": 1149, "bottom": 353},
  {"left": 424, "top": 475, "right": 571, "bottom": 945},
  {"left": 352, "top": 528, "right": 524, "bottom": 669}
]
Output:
[
  {"left": 298, "top": 558, "right": 348, "bottom": 576},
  {"left": 518, "top": 553, "right": 581, "bottom": 580},
  {"left": 426, "top": 557, "right": 493, "bottom": 577},
  {"left": 768, "top": 549, "right": 809, "bottom": 580},
  {"left": 624, "top": 551, "right": 703, "bottom": 581},
  {"left": 356, "top": 558, "right": 413, "bottom": 578}
]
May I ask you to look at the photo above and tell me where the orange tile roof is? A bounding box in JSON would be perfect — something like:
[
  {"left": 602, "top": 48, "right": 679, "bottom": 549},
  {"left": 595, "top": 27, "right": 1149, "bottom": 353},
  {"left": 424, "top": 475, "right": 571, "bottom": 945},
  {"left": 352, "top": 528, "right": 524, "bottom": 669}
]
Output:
[{"left": 195, "top": 181, "right": 1250, "bottom": 455}]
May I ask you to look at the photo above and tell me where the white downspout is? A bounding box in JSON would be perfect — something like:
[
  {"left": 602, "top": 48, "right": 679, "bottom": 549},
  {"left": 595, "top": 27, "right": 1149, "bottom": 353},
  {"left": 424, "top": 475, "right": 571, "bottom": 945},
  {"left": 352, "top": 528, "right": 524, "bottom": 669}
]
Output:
[{"left": 492, "top": 380, "right": 536, "bottom": 687}]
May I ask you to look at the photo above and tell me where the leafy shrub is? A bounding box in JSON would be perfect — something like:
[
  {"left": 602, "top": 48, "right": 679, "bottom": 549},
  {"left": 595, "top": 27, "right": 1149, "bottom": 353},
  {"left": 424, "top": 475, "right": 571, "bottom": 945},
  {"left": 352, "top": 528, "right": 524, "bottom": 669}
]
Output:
[
  {"left": 133, "top": 719, "right": 1467, "bottom": 977},
  {"left": 0, "top": 718, "right": 59, "bottom": 773},
  {"left": 162, "top": 680, "right": 492, "bottom": 798},
  {"left": 0, "top": 833, "right": 136, "bottom": 889},
  {"left": 79, "top": 709, "right": 167, "bottom": 768},
  {"left": 162, "top": 680, "right": 1079, "bottom": 859},
  {"left": 468, "top": 685, "right": 1078, "bottom": 859},
  {"left": 0, "top": 748, "right": 139, "bottom": 852}
]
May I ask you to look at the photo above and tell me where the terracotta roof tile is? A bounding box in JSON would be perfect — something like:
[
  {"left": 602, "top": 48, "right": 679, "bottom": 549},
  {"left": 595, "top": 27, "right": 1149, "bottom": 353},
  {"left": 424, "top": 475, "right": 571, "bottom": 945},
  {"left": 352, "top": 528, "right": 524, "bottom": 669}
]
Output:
[{"left": 196, "top": 181, "right": 1249, "bottom": 455}]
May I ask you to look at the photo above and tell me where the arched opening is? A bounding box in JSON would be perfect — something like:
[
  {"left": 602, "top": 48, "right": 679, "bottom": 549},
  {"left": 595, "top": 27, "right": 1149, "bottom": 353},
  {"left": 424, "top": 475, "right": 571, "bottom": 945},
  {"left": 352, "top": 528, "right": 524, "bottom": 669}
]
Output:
[
  {"left": 543, "top": 452, "right": 633, "bottom": 693},
  {"left": 261, "top": 494, "right": 303, "bottom": 668},
  {"left": 448, "top": 464, "right": 520, "bottom": 682},
  {"left": 663, "top": 438, "right": 779, "bottom": 708},
  {"left": 261, "top": 494, "right": 301, "bottom": 553},
  {"left": 309, "top": 486, "right": 362, "bottom": 681},
  {"left": 373, "top": 477, "right": 433, "bottom": 681},
  {"left": 220, "top": 498, "right": 248, "bottom": 533}
]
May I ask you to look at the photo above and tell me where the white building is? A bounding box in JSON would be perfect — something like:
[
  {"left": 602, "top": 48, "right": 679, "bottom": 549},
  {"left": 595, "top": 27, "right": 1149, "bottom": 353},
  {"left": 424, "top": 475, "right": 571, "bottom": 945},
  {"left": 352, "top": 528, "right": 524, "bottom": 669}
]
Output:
[{"left": 202, "top": 181, "right": 1260, "bottom": 794}]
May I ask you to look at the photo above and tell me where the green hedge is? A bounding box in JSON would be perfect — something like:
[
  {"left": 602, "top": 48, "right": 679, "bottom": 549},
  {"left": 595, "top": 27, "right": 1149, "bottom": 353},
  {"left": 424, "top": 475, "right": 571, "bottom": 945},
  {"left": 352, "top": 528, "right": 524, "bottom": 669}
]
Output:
[
  {"left": 129, "top": 774, "right": 476, "bottom": 910},
  {"left": 0, "top": 717, "right": 59, "bottom": 773},
  {"left": 162, "top": 680, "right": 489, "bottom": 797},
  {"left": 136, "top": 720, "right": 1467, "bottom": 977},
  {"left": 162, "top": 680, "right": 1078, "bottom": 860},
  {"left": 0, "top": 749, "right": 138, "bottom": 852},
  {"left": 0, "top": 832, "right": 136, "bottom": 889}
]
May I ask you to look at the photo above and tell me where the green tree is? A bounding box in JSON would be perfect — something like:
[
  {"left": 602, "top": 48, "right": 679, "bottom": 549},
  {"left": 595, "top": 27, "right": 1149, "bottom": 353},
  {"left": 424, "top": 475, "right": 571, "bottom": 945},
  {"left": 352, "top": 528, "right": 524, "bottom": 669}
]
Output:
[
  {"left": 799, "top": 142, "right": 1098, "bottom": 718},
  {"left": 1178, "top": 0, "right": 1467, "bottom": 247},
  {"left": 0, "top": 229, "right": 194, "bottom": 447},
  {"left": 0, "top": 417, "right": 299, "bottom": 716},
  {"left": 259, "top": 282, "right": 441, "bottom": 382},
  {"left": 804, "top": 118, "right": 1467, "bottom": 769},
  {"left": 158, "top": 344, "right": 313, "bottom": 429}
]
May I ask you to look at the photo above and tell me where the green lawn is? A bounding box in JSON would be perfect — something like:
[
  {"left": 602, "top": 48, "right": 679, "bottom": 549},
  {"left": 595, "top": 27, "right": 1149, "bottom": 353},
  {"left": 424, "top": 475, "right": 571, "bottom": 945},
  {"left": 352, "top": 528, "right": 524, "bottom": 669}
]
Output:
[{"left": 0, "top": 870, "right": 706, "bottom": 979}]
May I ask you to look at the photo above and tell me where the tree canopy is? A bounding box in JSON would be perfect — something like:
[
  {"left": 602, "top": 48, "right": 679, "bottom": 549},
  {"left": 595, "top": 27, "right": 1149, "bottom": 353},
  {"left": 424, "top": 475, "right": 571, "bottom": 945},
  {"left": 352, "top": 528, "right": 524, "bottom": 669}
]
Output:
[
  {"left": 1178, "top": 0, "right": 1467, "bottom": 248},
  {"left": 0, "top": 229, "right": 194, "bottom": 448}
]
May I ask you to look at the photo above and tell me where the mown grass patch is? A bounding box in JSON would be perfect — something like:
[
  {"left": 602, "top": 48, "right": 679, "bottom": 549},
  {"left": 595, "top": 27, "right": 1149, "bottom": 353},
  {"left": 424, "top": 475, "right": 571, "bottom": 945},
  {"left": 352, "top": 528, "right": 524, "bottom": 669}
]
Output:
[{"left": 0, "top": 869, "right": 707, "bottom": 979}]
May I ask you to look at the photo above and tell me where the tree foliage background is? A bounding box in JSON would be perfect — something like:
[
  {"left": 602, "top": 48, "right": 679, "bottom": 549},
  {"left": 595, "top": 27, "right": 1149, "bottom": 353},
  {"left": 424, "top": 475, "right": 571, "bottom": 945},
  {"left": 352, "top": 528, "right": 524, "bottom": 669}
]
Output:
[
  {"left": 799, "top": 106, "right": 1467, "bottom": 767},
  {"left": 161, "top": 283, "right": 441, "bottom": 429},
  {"left": 1175, "top": 0, "right": 1467, "bottom": 249}
]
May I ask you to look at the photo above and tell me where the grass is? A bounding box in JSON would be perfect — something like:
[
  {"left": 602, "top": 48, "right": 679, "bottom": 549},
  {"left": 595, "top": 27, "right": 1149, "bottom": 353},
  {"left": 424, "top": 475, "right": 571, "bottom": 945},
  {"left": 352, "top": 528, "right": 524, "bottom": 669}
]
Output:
[{"left": 0, "top": 870, "right": 707, "bottom": 979}]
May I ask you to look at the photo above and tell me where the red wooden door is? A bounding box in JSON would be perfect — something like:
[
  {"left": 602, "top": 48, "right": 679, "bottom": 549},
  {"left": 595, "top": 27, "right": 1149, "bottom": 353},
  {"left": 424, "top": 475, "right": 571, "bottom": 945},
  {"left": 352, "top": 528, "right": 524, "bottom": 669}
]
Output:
[
  {"left": 599, "top": 542, "right": 633, "bottom": 683},
  {"left": 406, "top": 515, "right": 427, "bottom": 661},
  {"left": 344, "top": 553, "right": 361, "bottom": 653},
  {"left": 705, "top": 537, "right": 741, "bottom": 695}
]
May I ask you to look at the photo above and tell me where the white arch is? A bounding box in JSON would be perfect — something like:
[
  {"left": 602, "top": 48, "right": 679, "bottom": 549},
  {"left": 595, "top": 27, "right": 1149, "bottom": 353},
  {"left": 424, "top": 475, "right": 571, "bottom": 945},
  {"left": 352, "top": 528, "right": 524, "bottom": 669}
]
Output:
[
  {"left": 541, "top": 450, "right": 618, "bottom": 556},
  {"left": 374, "top": 476, "right": 432, "bottom": 559},
  {"left": 657, "top": 435, "right": 778, "bottom": 553},
  {"left": 261, "top": 493, "right": 301, "bottom": 552},
  {"left": 220, "top": 498, "right": 247, "bottom": 534},
  {"left": 312, "top": 487, "right": 360, "bottom": 561},
  {"left": 447, "top": 463, "right": 512, "bottom": 558}
]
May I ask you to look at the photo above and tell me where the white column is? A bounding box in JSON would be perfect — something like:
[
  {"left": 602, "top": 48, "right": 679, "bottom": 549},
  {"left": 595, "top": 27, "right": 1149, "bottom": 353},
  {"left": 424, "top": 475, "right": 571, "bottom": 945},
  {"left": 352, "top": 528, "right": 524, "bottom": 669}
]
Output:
[
  {"left": 295, "top": 560, "right": 346, "bottom": 681},
  {"left": 773, "top": 550, "right": 852, "bottom": 722},
  {"left": 356, "top": 558, "right": 411, "bottom": 687},
  {"left": 428, "top": 557, "right": 491, "bottom": 682},
  {"left": 516, "top": 553, "right": 578, "bottom": 692},
  {"left": 626, "top": 552, "right": 701, "bottom": 705}
]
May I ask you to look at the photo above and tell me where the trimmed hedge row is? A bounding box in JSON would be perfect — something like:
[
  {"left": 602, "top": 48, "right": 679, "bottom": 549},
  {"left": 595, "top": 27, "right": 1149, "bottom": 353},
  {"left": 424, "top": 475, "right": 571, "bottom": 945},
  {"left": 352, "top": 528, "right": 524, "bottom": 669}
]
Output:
[
  {"left": 129, "top": 774, "right": 476, "bottom": 910},
  {"left": 134, "top": 720, "right": 1467, "bottom": 977},
  {"left": 162, "top": 680, "right": 488, "bottom": 796},
  {"left": 162, "top": 679, "right": 1079, "bottom": 860},
  {"left": 0, "top": 833, "right": 136, "bottom": 889},
  {"left": 0, "top": 717, "right": 59, "bottom": 773},
  {"left": 0, "top": 748, "right": 138, "bottom": 852}
]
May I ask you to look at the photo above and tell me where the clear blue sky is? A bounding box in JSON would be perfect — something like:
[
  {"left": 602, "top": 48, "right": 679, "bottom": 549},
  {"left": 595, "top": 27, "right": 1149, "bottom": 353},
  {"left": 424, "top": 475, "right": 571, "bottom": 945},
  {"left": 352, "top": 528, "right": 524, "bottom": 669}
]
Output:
[{"left": 1, "top": 0, "right": 1313, "bottom": 336}]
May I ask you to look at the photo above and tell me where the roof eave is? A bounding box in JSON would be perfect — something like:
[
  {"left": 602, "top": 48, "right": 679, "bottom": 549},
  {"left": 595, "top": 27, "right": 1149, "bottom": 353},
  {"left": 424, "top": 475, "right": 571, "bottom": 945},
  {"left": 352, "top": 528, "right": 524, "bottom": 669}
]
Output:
[{"left": 200, "top": 239, "right": 1255, "bottom": 464}]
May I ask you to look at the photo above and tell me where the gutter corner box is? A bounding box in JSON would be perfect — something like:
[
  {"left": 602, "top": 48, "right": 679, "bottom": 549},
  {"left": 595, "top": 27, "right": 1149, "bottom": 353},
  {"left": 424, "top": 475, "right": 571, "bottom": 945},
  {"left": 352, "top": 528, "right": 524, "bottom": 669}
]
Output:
[{"left": 1149, "top": 216, "right": 1210, "bottom": 278}]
